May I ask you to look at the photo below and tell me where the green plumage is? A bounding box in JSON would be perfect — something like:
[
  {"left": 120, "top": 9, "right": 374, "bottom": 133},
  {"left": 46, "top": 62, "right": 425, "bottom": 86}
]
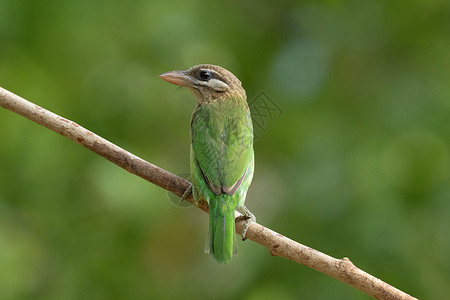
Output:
[
  {"left": 190, "top": 97, "right": 254, "bottom": 264},
  {"left": 159, "top": 64, "right": 254, "bottom": 264}
]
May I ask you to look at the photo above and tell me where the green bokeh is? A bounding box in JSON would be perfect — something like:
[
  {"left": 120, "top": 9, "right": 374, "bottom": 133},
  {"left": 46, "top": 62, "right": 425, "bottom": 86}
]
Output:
[{"left": 1, "top": 0, "right": 449, "bottom": 299}]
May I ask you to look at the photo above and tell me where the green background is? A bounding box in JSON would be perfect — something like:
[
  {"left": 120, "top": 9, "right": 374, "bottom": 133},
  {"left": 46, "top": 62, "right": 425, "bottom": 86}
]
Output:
[{"left": 1, "top": 0, "right": 449, "bottom": 299}]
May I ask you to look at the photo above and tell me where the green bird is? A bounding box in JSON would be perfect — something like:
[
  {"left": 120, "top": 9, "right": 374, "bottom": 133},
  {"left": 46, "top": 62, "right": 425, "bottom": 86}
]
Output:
[{"left": 159, "top": 64, "right": 255, "bottom": 264}]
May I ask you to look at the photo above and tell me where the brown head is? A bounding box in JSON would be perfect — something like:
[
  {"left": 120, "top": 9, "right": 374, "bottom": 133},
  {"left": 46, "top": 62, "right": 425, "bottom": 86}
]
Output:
[{"left": 159, "top": 64, "right": 246, "bottom": 103}]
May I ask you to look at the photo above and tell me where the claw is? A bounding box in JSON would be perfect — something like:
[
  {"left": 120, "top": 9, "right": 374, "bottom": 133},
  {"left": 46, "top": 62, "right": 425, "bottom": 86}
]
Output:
[
  {"left": 236, "top": 206, "right": 255, "bottom": 241},
  {"left": 178, "top": 184, "right": 192, "bottom": 206}
]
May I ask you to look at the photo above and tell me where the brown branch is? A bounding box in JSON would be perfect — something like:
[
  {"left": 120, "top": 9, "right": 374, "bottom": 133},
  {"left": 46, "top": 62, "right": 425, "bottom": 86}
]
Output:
[{"left": 0, "top": 86, "right": 416, "bottom": 300}]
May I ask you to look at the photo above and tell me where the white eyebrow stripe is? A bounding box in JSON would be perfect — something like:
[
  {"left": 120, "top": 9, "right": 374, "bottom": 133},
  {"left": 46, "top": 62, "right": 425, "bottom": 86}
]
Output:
[{"left": 202, "top": 69, "right": 218, "bottom": 74}]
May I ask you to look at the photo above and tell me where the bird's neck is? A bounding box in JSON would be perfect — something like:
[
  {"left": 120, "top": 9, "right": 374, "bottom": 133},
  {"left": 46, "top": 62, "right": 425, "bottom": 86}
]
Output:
[{"left": 194, "top": 87, "right": 246, "bottom": 104}]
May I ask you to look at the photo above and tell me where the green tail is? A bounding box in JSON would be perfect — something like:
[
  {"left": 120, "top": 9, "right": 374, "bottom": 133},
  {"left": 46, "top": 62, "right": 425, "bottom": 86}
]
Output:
[{"left": 209, "top": 195, "right": 235, "bottom": 264}]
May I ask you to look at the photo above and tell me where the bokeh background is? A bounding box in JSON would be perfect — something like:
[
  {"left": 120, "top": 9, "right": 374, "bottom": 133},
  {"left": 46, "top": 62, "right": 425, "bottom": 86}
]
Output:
[{"left": 1, "top": 0, "right": 449, "bottom": 299}]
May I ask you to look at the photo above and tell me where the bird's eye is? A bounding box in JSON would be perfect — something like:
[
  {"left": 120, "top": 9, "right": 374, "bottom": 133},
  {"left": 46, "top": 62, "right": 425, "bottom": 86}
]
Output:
[{"left": 196, "top": 70, "right": 212, "bottom": 81}]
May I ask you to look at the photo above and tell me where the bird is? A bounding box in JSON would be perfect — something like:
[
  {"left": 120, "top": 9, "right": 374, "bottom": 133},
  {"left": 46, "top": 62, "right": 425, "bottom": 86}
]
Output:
[{"left": 159, "top": 64, "right": 255, "bottom": 264}]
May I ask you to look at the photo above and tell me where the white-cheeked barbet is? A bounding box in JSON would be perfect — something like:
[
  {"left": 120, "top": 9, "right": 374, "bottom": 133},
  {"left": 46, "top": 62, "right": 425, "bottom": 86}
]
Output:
[{"left": 159, "top": 64, "right": 254, "bottom": 264}]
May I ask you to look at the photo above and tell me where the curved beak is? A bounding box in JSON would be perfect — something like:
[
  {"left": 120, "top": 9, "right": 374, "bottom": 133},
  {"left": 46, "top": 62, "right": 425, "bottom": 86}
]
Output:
[{"left": 159, "top": 70, "right": 196, "bottom": 87}]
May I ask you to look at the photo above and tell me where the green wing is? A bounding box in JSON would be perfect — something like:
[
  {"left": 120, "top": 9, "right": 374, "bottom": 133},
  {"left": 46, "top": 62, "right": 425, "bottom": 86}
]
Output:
[{"left": 191, "top": 98, "right": 253, "bottom": 196}]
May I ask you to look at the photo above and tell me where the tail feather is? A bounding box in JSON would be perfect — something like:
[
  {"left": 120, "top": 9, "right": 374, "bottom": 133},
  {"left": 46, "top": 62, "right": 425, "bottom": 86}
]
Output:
[{"left": 208, "top": 195, "right": 235, "bottom": 264}]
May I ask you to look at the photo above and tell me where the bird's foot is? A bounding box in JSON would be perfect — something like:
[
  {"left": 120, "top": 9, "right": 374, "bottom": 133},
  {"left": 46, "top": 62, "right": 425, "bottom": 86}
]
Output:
[
  {"left": 178, "top": 184, "right": 192, "bottom": 206},
  {"left": 236, "top": 206, "right": 256, "bottom": 241}
]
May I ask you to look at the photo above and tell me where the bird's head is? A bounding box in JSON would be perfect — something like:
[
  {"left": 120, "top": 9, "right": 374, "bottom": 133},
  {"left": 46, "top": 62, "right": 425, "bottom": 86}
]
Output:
[{"left": 159, "top": 64, "right": 246, "bottom": 103}]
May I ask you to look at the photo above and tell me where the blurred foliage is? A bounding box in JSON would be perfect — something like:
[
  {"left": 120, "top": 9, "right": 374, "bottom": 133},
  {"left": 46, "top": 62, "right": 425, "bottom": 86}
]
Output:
[{"left": 1, "top": 0, "right": 449, "bottom": 299}]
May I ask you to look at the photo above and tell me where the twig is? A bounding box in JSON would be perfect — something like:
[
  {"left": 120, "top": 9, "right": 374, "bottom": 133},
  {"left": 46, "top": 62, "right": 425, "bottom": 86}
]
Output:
[{"left": 0, "top": 86, "right": 416, "bottom": 300}]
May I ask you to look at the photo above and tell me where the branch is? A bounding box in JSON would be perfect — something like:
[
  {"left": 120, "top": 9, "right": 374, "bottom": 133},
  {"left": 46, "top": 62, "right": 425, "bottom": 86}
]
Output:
[{"left": 0, "top": 86, "right": 416, "bottom": 300}]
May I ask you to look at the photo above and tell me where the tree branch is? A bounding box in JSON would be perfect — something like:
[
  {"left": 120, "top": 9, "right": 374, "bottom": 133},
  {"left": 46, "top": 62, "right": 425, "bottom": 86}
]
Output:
[{"left": 0, "top": 86, "right": 416, "bottom": 300}]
